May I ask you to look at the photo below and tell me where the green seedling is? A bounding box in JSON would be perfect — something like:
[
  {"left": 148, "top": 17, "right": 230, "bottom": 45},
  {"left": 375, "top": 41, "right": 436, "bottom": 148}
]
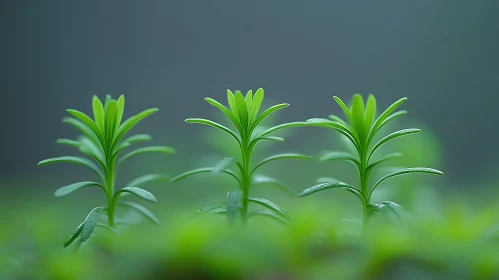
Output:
[
  {"left": 172, "top": 88, "right": 310, "bottom": 225},
  {"left": 300, "top": 94, "right": 443, "bottom": 232},
  {"left": 38, "top": 95, "right": 174, "bottom": 247}
]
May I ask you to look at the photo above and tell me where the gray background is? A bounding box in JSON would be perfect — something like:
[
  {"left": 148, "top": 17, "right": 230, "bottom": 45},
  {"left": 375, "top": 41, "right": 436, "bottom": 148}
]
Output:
[{"left": 2, "top": 0, "right": 498, "bottom": 185}]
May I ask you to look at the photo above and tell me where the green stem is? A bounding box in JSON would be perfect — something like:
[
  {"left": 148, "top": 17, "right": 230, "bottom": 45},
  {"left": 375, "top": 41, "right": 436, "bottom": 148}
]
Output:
[
  {"left": 359, "top": 151, "right": 370, "bottom": 235},
  {"left": 240, "top": 138, "right": 253, "bottom": 224},
  {"left": 105, "top": 164, "right": 116, "bottom": 227}
]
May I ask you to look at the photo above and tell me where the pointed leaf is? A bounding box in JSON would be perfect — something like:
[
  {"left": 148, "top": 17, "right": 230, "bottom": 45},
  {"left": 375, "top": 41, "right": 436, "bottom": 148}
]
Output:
[
  {"left": 185, "top": 118, "right": 241, "bottom": 145},
  {"left": 235, "top": 91, "right": 249, "bottom": 130},
  {"left": 114, "top": 108, "right": 158, "bottom": 145},
  {"left": 319, "top": 151, "right": 360, "bottom": 166},
  {"left": 251, "top": 174, "right": 295, "bottom": 195},
  {"left": 256, "top": 121, "right": 308, "bottom": 138},
  {"left": 350, "top": 94, "right": 366, "bottom": 137},
  {"left": 213, "top": 157, "right": 236, "bottom": 173},
  {"left": 328, "top": 114, "right": 348, "bottom": 126},
  {"left": 118, "top": 202, "right": 160, "bottom": 225},
  {"left": 299, "top": 181, "right": 365, "bottom": 205},
  {"left": 370, "top": 167, "right": 443, "bottom": 197},
  {"left": 253, "top": 153, "right": 311, "bottom": 174},
  {"left": 251, "top": 103, "right": 289, "bottom": 131},
  {"left": 226, "top": 190, "right": 241, "bottom": 224},
  {"left": 245, "top": 90, "right": 253, "bottom": 112},
  {"left": 195, "top": 205, "right": 227, "bottom": 216},
  {"left": 248, "top": 210, "right": 289, "bottom": 225},
  {"left": 367, "top": 201, "right": 405, "bottom": 220},
  {"left": 204, "top": 97, "right": 241, "bottom": 130},
  {"left": 115, "top": 187, "right": 157, "bottom": 203},
  {"left": 368, "top": 110, "right": 407, "bottom": 143},
  {"left": 104, "top": 100, "right": 118, "bottom": 145},
  {"left": 250, "top": 88, "right": 264, "bottom": 123},
  {"left": 118, "top": 146, "right": 175, "bottom": 165},
  {"left": 371, "top": 97, "right": 407, "bottom": 134},
  {"left": 333, "top": 96, "right": 355, "bottom": 125},
  {"left": 63, "top": 222, "right": 84, "bottom": 248},
  {"left": 127, "top": 174, "right": 170, "bottom": 187},
  {"left": 171, "top": 167, "right": 241, "bottom": 185},
  {"left": 247, "top": 197, "right": 288, "bottom": 218},
  {"left": 38, "top": 156, "right": 103, "bottom": 179},
  {"left": 62, "top": 117, "right": 101, "bottom": 147},
  {"left": 226, "top": 90, "right": 240, "bottom": 119},
  {"left": 54, "top": 181, "right": 104, "bottom": 197},
  {"left": 369, "top": 129, "right": 420, "bottom": 160},
  {"left": 364, "top": 94, "right": 377, "bottom": 132},
  {"left": 92, "top": 95, "right": 106, "bottom": 132},
  {"left": 67, "top": 109, "right": 103, "bottom": 142},
  {"left": 367, "top": 153, "right": 402, "bottom": 172},
  {"left": 56, "top": 138, "right": 81, "bottom": 149},
  {"left": 121, "top": 134, "right": 152, "bottom": 145},
  {"left": 115, "top": 95, "right": 125, "bottom": 131},
  {"left": 81, "top": 207, "right": 106, "bottom": 242}
]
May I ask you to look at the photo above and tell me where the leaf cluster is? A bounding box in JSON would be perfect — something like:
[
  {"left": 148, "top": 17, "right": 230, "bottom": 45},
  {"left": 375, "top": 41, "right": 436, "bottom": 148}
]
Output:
[{"left": 39, "top": 95, "right": 174, "bottom": 247}]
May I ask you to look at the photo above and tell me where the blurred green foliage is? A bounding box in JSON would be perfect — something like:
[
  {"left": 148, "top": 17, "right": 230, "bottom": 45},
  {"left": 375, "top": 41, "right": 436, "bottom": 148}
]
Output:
[{"left": 2, "top": 97, "right": 499, "bottom": 279}]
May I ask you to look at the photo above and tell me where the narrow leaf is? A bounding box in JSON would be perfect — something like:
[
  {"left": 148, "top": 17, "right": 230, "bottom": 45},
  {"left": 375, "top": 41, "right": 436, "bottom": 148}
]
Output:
[
  {"left": 116, "top": 187, "right": 157, "bottom": 203},
  {"left": 369, "top": 129, "right": 420, "bottom": 160},
  {"left": 371, "top": 97, "right": 407, "bottom": 135},
  {"left": 104, "top": 100, "right": 118, "bottom": 145},
  {"left": 213, "top": 157, "right": 236, "bottom": 173},
  {"left": 62, "top": 117, "right": 101, "bottom": 147},
  {"left": 92, "top": 95, "right": 106, "bottom": 132},
  {"left": 367, "top": 153, "right": 402, "bottom": 172},
  {"left": 185, "top": 118, "right": 241, "bottom": 145},
  {"left": 195, "top": 205, "right": 227, "bottom": 216},
  {"left": 245, "top": 90, "right": 253, "bottom": 112},
  {"left": 319, "top": 151, "right": 360, "bottom": 166},
  {"left": 121, "top": 134, "right": 152, "bottom": 144},
  {"left": 226, "top": 190, "right": 241, "bottom": 224},
  {"left": 118, "top": 146, "right": 175, "bottom": 165},
  {"left": 253, "top": 153, "right": 312, "bottom": 173},
  {"left": 56, "top": 138, "right": 81, "bottom": 149},
  {"left": 333, "top": 96, "right": 355, "bottom": 125},
  {"left": 38, "top": 156, "right": 103, "bottom": 179},
  {"left": 299, "top": 181, "right": 365, "bottom": 205},
  {"left": 114, "top": 108, "right": 158, "bottom": 145},
  {"left": 63, "top": 222, "right": 84, "bottom": 248},
  {"left": 204, "top": 97, "right": 241, "bottom": 130},
  {"left": 127, "top": 174, "right": 170, "bottom": 187},
  {"left": 227, "top": 90, "right": 240, "bottom": 119},
  {"left": 235, "top": 91, "right": 249, "bottom": 130},
  {"left": 54, "top": 181, "right": 104, "bottom": 197},
  {"left": 118, "top": 202, "right": 160, "bottom": 225},
  {"left": 115, "top": 95, "right": 125, "bottom": 131},
  {"left": 370, "top": 167, "right": 444, "bottom": 197},
  {"left": 364, "top": 94, "right": 377, "bottom": 133},
  {"left": 251, "top": 103, "right": 289, "bottom": 131},
  {"left": 247, "top": 197, "right": 288, "bottom": 218},
  {"left": 256, "top": 121, "right": 308, "bottom": 138},
  {"left": 350, "top": 94, "right": 366, "bottom": 139},
  {"left": 252, "top": 174, "right": 295, "bottom": 195},
  {"left": 67, "top": 109, "right": 103, "bottom": 142},
  {"left": 171, "top": 167, "right": 241, "bottom": 185},
  {"left": 250, "top": 88, "right": 264, "bottom": 123},
  {"left": 81, "top": 207, "right": 105, "bottom": 242},
  {"left": 248, "top": 210, "right": 289, "bottom": 225}
]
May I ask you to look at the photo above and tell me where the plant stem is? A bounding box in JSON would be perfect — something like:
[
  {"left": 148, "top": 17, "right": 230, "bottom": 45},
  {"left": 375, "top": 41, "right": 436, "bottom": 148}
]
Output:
[
  {"left": 105, "top": 164, "right": 116, "bottom": 227},
  {"left": 359, "top": 150, "right": 370, "bottom": 235},
  {"left": 240, "top": 138, "right": 253, "bottom": 224}
]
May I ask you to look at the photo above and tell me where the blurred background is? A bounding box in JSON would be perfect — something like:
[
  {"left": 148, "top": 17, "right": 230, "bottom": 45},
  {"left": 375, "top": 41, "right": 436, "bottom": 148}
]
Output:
[{"left": 2, "top": 1, "right": 499, "bottom": 279}]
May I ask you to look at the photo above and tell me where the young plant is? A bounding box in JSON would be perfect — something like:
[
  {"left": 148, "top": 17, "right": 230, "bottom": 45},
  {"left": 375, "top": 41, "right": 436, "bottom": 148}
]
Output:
[
  {"left": 38, "top": 95, "right": 174, "bottom": 247},
  {"left": 172, "top": 88, "right": 310, "bottom": 225},
  {"left": 300, "top": 94, "right": 443, "bottom": 231}
]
